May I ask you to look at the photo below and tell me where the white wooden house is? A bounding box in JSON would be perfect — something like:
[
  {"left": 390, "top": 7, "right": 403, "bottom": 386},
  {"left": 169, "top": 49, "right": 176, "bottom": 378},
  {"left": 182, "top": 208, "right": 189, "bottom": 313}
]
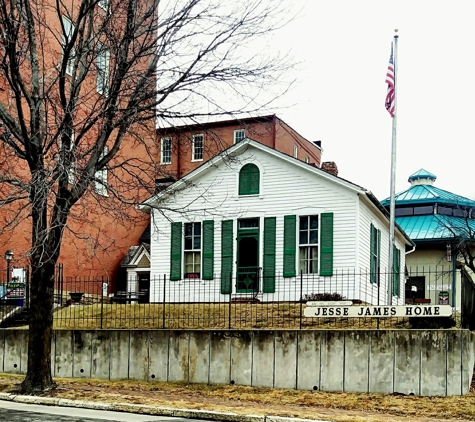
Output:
[{"left": 140, "top": 139, "right": 414, "bottom": 305}]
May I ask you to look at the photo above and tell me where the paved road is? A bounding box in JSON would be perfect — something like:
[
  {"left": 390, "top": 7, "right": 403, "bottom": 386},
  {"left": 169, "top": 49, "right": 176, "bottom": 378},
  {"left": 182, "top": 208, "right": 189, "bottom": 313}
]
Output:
[{"left": 0, "top": 401, "right": 206, "bottom": 422}]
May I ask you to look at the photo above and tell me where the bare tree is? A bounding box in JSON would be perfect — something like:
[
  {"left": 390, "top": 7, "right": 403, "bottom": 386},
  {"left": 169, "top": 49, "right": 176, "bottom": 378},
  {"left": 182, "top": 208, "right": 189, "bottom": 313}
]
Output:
[
  {"left": 0, "top": 0, "right": 293, "bottom": 393},
  {"left": 436, "top": 209, "right": 475, "bottom": 275}
]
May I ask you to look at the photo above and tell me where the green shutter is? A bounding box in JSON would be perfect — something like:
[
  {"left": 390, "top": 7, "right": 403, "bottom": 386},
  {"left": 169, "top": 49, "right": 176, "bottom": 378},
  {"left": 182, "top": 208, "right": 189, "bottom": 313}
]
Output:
[
  {"left": 221, "top": 220, "right": 233, "bottom": 294},
  {"left": 249, "top": 165, "right": 259, "bottom": 194},
  {"left": 263, "top": 217, "right": 276, "bottom": 293},
  {"left": 202, "top": 220, "right": 214, "bottom": 280},
  {"left": 370, "top": 224, "right": 375, "bottom": 283},
  {"left": 170, "top": 222, "right": 182, "bottom": 281},
  {"left": 283, "top": 215, "right": 296, "bottom": 277},
  {"left": 393, "top": 246, "right": 400, "bottom": 296},
  {"left": 320, "top": 213, "right": 334, "bottom": 276},
  {"left": 239, "top": 164, "right": 259, "bottom": 195},
  {"left": 377, "top": 229, "right": 381, "bottom": 282}
]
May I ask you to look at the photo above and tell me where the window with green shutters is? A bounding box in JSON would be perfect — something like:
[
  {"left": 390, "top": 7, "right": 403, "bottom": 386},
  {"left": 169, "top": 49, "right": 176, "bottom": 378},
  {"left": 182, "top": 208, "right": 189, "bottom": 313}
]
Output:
[
  {"left": 170, "top": 222, "right": 182, "bottom": 281},
  {"left": 370, "top": 224, "right": 381, "bottom": 284},
  {"left": 220, "top": 220, "right": 233, "bottom": 294},
  {"left": 263, "top": 217, "right": 276, "bottom": 292},
  {"left": 283, "top": 215, "right": 296, "bottom": 277},
  {"left": 184, "top": 222, "right": 201, "bottom": 278},
  {"left": 202, "top": 220, "right": 214, "bottom": 280},
  {"left": 393, "top": 246, "right": 401, "bottom": 296},
  {"left": 239, "top": 163, "right": 259, "bottom": 195},
  {"left": 320, "top": 213, "right": 334, "bottom": 276}
]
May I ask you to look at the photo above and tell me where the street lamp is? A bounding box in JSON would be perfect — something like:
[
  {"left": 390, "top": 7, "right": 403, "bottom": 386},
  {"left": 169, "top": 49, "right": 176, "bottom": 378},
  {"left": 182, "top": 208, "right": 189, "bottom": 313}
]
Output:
[{"left": 5, "top": 250, "right": 13, "bottom": 284}]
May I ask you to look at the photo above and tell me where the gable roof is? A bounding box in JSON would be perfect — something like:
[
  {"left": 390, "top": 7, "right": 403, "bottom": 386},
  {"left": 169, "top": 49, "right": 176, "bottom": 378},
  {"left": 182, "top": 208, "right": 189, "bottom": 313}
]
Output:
[
  {"left": 120, "top": 243, "right": 150, "bottom": 268},
  {"left": 140, "top": 138, "right": 414, "bottom": 247}
]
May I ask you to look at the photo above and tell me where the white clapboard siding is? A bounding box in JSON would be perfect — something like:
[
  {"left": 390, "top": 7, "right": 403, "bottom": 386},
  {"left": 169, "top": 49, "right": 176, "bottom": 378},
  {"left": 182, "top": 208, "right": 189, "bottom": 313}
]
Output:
[{"left": 148, "top": 142, "right": 407, "bottom": 305}]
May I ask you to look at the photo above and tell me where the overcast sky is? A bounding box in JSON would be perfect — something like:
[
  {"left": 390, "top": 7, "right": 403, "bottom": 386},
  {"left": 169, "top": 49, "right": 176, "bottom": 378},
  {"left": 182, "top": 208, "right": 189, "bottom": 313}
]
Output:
[{"left": 268, "top": 0, "right": 475, "bottom": 201}]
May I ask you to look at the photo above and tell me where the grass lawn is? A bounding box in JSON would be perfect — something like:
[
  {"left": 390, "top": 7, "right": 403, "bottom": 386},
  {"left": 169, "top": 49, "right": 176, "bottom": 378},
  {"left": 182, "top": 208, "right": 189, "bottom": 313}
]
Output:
[{"left": 51, "top": 302, "right": 460, "bottom": 330}]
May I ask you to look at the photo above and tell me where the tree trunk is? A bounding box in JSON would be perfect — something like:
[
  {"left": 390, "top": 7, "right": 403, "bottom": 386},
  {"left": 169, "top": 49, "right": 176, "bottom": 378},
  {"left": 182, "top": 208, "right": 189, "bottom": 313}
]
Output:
[{"left": 20, "top": 261, "right": 57, "bottom": 393}]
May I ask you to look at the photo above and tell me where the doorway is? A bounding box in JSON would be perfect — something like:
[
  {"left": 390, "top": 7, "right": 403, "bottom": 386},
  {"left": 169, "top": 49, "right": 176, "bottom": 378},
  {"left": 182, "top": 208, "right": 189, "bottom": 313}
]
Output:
[
  {"left": 236, "top": 218, "right": 260, "bottom": 293},
  {"left": 138, "top": 273, "right": 150, "bottom": 303}
]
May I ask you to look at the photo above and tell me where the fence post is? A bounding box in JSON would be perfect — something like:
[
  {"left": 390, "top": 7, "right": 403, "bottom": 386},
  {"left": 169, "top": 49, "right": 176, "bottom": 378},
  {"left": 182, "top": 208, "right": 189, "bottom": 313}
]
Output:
[
  {"left": 100, "top": 276, "right": 104, "bottom": 329},
  {"left": 299, "top": 271, "right": 303, "bottom": 330},
  {"left": 162, "top": 275, "right": 166, "bottom": 329}
]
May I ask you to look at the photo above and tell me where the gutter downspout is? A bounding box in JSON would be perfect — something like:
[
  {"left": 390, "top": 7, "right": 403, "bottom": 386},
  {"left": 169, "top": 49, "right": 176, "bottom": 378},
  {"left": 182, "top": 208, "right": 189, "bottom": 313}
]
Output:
[{"left": 272, "top": 115, "right": 276, "bottom": 149}]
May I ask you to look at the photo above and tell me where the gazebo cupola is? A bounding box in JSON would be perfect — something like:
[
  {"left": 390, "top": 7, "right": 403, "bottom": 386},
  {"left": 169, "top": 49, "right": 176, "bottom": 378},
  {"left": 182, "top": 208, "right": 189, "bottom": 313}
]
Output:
[{"left": 408, "top": 169, "right": 437, "bottom": 187}]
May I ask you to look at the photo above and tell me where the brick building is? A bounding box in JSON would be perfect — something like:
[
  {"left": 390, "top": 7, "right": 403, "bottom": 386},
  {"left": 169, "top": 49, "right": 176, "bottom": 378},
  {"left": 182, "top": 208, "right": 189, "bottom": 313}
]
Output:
[
  {"left": 0, "top": 0, "right": 156, "bottom": 286},
  {"left": 156, "top": 115, "right": 322, "bottom": 179}
]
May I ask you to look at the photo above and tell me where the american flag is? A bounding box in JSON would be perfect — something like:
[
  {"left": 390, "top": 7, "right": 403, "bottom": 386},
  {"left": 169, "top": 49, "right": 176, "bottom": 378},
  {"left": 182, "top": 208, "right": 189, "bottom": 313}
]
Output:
[{"left": 385, "top": 43, "right": 395, "bottom": 117}]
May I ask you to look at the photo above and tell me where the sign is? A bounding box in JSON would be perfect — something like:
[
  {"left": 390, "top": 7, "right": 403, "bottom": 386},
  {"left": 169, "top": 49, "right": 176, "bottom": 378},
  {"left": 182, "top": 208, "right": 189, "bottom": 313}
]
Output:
[
  {"left": 304, "top": 305, "right": 452, "bottom": 318},
  {"left": 102, "top": 282, "right": 108, "bottom": 297},
  {"left": 6, "top": 282, "right": 26, "bottom": 299}
]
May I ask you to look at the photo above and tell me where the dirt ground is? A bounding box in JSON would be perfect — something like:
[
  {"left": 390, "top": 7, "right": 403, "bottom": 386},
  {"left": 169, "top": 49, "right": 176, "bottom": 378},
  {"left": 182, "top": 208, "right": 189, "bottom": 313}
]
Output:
[{"left": 0, "top": 375, "right": 475, "bottom": 422}]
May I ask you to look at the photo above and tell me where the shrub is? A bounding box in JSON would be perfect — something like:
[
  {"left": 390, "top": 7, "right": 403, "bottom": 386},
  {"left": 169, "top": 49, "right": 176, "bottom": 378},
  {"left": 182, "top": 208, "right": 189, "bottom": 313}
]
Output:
[
  {"left": 301, "top": 292, "right": 345, "bottom": 302},
  {"left": 409, "top": 317, "right": 456, "bottom": 329}
]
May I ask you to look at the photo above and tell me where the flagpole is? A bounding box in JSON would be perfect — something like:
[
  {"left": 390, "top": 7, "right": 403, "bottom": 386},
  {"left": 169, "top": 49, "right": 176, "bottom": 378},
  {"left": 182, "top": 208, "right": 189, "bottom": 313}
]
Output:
[{"left": 387, "top": 29, "right": 398, "bottom": 305}]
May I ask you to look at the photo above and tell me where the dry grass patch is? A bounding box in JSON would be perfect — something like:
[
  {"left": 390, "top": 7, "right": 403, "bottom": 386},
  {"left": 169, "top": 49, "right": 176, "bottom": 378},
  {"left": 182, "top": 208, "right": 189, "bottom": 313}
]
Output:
[
  {"left": 51, "top": 302, "right": 432, "bottom": 330},
  {"left": 0, "top": 375, "right": 473, "bottom": 421}
]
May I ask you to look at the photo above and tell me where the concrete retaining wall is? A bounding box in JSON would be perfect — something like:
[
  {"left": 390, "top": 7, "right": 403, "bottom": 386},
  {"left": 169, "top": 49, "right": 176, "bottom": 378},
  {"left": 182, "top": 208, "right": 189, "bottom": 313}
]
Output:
[{"left": 0, "top": 329, "right": 473, "bottom": 396}]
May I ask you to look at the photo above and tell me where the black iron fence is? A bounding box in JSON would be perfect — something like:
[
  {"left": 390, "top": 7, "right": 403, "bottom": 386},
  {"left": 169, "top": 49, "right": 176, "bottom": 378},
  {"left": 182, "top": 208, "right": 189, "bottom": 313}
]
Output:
[
  {"left": 44, "top": 266, "right": 466, "bottom": 330},
  {"left": 461, "top": 268, "right": 475, "bottom": 330}
]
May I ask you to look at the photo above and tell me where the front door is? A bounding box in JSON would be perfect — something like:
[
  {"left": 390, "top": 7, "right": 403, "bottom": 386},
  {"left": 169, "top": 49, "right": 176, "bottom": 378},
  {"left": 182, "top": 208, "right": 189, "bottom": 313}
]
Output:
[
  {"left": 138, "top": 273, "right": 150, "bottom": 303},
  {"left": 236, "top": 218, "right": 259, "bottom": 293}
]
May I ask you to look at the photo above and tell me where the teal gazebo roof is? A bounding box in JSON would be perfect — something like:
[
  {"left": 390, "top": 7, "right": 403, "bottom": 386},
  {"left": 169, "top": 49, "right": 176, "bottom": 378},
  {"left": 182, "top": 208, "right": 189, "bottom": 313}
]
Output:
[
  {"left": 381, "top": 169, "right": 475, "bottom": 207},
  {"left": 381, "top": 169, "right": 475, "bottom": 242},
  {"left": 396, "top": 215, "right": 475, "bottom": 241},
  {"left": 407, "top": 169, "right": 437, "bottom": 182}
]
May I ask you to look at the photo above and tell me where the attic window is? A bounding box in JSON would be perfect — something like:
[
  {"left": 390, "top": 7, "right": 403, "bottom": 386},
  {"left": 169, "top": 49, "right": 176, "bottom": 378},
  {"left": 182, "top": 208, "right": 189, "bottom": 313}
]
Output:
[{"left": 239, "top": 164, "right": 259, "bottom": 195}]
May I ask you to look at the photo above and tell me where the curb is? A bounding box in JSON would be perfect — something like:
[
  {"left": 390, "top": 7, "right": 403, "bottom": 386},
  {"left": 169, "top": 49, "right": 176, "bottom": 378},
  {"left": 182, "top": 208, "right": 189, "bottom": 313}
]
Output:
[{"left": 0, "top": 395, "right": 333, "bottom": 422}]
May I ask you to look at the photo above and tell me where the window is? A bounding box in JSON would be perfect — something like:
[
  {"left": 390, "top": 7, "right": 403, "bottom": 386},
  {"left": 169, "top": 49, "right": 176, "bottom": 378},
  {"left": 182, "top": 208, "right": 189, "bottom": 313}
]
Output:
[
  {"left": 59, "top": 130, "right": 75, "bottom": 184},
  {"left": 160, "top": 137, "right": 172, "bottom": 164},
  {"left": 97, "top": 43, "right": 110, "bottom": 96},
  {"left": 234, "top": 129, "right": 245, "bottom": 144},
  {"left": 370, "top": 224, "right": 381, "bottom": 283},
  {"left": 192, "top": 134, "right": 204, "bottom": 161},
  {"left": 95, "top": 146, "right": 108, "bottom": 196},
  {"left": 299, "top": 216, "right": 319, "bottom": 274},
  {"left": 239, "top": 163, "right": 259, "bottom": 195},
  {"left": 283, "top": 213, "right": 333, "bottom": 278},
  {"left": 61, "top": 17, "right": 75, "bottom": 75},
  {"left": 184, "top": 222, "right": 201, "bottom": 278},
  {"left": 305, "top": 156, "right": 310, "bottom": 163},
  {"left": 293, "top": 145, "right": 298, "bottom": 158},
  {"left": 98, "top": 0, "right": 110, "bottom": 11}
]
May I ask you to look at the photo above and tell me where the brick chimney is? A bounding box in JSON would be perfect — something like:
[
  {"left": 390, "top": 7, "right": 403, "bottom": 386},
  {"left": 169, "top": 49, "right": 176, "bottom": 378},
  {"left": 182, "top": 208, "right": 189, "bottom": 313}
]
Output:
[{"left": 321, "top": 161, "right": 338, "bottom": 176}]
